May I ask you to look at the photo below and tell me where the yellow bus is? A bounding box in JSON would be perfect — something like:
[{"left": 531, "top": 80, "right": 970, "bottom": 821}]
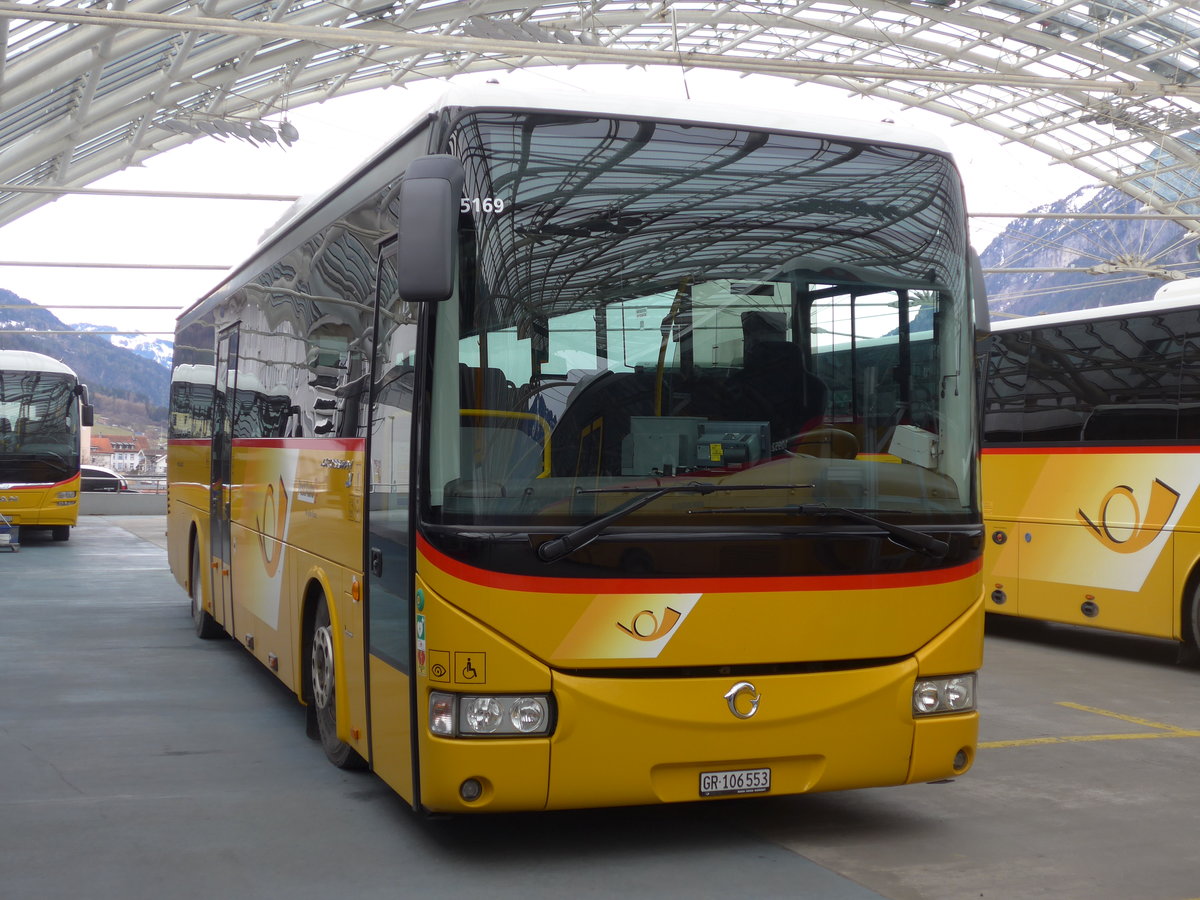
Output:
[
  {"left": 981, "top": 279, "right": 1200, "bottom": 661},
  {"left": 168, "top": 86, "right": 986, "bottom": 813},
  {"left": 0, "top": 349, "right": 94, "bottom": 542}
]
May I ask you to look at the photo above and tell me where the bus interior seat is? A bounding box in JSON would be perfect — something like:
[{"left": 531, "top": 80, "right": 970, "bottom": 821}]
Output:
[
  {"left": 550, "top": 371, "right": 658, "bottom": 476},
  {"left": 460, "top": 365, "right": 517, "bottom": 412},
  {"left": 459, "top": 419, "right": 547, "bottom": 483},
  {"left": 726, "top": 340, "right": 827, "bottom": 445}
]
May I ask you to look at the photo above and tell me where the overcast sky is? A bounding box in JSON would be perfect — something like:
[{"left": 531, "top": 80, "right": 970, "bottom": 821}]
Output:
[{"left": 0, "top": 66, "right": 1096, "bottom": 339}]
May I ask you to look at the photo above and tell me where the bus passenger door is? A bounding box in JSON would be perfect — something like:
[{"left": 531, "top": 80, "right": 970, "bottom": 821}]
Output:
[
  {"left": 209, "top": 328, "right": 239, "bottom": 632},
  {"left": 365, "top": 240, "right": 420, "bottom": 802}
]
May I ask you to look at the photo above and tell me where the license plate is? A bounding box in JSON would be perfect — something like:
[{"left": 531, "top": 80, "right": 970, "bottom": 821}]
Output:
[{"left": 699, "top": 767, "right": 771, "bottom": 797}]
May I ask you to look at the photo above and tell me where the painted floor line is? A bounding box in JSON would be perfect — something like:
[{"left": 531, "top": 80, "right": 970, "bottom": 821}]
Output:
[{"left": 980, "top": 701, "right": 1200, "bottom": 749}]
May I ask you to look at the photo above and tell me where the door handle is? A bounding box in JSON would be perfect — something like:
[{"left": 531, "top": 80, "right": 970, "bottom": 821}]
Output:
[{"left": 370, "top": 547, "right": 384, "bottom": 577}]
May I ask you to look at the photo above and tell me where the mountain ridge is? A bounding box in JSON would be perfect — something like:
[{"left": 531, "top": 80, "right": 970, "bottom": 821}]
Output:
[
  {"left": 980, "top": 185, "right": 1200, "bottom": 316},
  {"left": 0, "top": 289, "right": 170, "bottom": 432}
]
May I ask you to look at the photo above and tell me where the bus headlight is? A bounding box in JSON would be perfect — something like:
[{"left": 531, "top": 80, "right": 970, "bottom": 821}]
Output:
[
  {"left": 912, "top": 674, "right": 977, "bottom": 716},
  {"left": 429, "top": 691, "right": 554, "bottom": 737},
  {"left": 56, "top": 491, "right": 78, "bottom": 499}
]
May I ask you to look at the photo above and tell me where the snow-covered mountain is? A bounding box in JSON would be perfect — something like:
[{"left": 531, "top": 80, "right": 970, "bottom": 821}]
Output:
[
  {"left": 73, "top": 324, "right": 173, "bottom": 369},
  {"left": 980, "top": 185, "right": 1200, "bottom": 318}
]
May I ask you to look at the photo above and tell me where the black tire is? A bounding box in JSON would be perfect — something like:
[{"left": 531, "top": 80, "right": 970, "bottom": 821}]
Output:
[
  {"left": 1183, "top": 585, "right": 1200, "bottom": 667},
  {"left": 190, "top": 540, "right": 222, "bottom": 639},
  {"left": 52, "top": 525, "right": 70, "bottom": 542},
  {"left": 310, "top": 593, "right": 366, "bottom": 769}
]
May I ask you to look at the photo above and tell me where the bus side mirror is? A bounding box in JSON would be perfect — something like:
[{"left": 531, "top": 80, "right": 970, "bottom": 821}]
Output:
[
  {"left": 396, "top": 155, "right": 466, "bottom": 303},
  {"left": 76, "top": 384, "right": 95, "bottom": 427},
  {"left": 969, "top": 248, "right": 990, "bottom": 339}
]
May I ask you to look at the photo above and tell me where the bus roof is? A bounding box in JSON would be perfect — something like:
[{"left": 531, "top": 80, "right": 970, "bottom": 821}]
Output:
[
  {"left": 192, "top": 83, "right": 961, "bottom": 325},
  {"left": 988, "top": 279, "right": 1200, "bottom": 334},
  {"left": 0, "top": 349, "right": 78, "bottom": 377},
  {"left": 243, "top": 84, "right": 956, "bottom": 282},
  {"left": 428, "top": 84, "right": 954, "bottom": 155}
]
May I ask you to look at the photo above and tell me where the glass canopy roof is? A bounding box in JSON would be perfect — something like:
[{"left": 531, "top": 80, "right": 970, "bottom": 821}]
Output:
[{"left": 1, "top": 0, "right": 1199, "bottom": 233}]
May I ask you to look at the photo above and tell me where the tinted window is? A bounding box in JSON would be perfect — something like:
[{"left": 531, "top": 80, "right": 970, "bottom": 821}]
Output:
[{"left": 984, "top": 309, "right": 1200, "bottom": 444}]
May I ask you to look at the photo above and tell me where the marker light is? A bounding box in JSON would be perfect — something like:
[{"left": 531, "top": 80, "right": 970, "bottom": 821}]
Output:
[
  {"left": 429, "top": 692, "right": 454, "bottom": 736},
  {"left": 912, "top": 674, "right": 977, "bottom": 716},
  {"left": 429, "top": 692, "right": 554, "bottom": 738}
]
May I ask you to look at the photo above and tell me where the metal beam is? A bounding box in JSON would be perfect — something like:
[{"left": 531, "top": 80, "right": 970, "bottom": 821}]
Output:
[
  {"left": 2, "top": 3, "right": 1198, "bottom": 99},
  {"left": 0, "top": 185, "right": 299, "bottom": 201},
  {"left": 0, "top": 261, "right": 227, "bottom": 270}
]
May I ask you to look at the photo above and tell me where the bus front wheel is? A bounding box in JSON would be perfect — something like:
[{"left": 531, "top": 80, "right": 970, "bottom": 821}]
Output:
[
  {"left": 1181, "top": 579, "right": 1200, "bottom": 667},
  {"left": 309, "top": 593, "right": 366, "bottom": 770},
  {"left": 190, "top": 540, "right": 222, "bottom": 639},
  {"left": 52, "top": 525, "right": 70, "bottom": 542}
]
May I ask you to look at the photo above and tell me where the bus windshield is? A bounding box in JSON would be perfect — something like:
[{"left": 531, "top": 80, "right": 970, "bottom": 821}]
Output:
[
  {"left": 0, "top": 368, "right": 81, "bottom": 483},
  {"left": 424, "top": 110, "right": 975, "bottom": 532}
]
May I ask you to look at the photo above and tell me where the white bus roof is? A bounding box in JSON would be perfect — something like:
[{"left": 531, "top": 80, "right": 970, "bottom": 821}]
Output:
[
  {"left": 0, "top": 349, "right": 77, "bottom": 377},
  {"left": 988, "top": 279, "right": 1200, "bottom": 334},
  {"left": 254, "top": 83, "right": 955, "bottom": 253},
  {"left": 429, "top": 84, "right": 954, "bottom": 155}
]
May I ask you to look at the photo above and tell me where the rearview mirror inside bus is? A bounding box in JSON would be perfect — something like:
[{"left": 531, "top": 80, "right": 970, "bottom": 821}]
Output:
[{"left": 395, "top": 154, "right": 466, "bottom": 303}]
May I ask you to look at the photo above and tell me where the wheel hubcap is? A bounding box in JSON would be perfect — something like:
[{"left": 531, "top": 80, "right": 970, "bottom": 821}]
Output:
[{"left": 312, "top": 625, "right": 334, "bottom": 708}]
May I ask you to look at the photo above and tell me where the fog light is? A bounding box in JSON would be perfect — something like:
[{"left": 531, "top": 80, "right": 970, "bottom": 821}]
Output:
[
  {"left": 912, "top": 673, "right": 977, "bottom": 716},
  {"left": 460, "top": 778, "right": 483, "bottom": 802},
  {"left": 953, "top": 749, "right": 969, "bottom": 770}
]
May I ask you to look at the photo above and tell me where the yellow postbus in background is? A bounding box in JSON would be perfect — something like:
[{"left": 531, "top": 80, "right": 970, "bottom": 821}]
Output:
[
  {"left": 168, "top": 86, "right": 986, "bottom": 813},
  {"left": 0, "top": 349, "right": 94, "bottom": 542},
  {"left": 981, "top": 279, "right": 1200, "bottom": 661}
]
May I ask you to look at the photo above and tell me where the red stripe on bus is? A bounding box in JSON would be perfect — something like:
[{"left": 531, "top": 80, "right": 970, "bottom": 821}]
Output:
[
  {"left": 168, "top": 437, "right": 365, "bottom": 451},
  {"left": 4, "top": 475, "right": 80, "bottom": 490},
  {"left": 231, "top": 437, "right": 366, "bottom": 451},
  {"left": 983, "top": 445, "right": 1200, "bottom": 456},
  {"left": 417, "top": 534, "right": 980, "bottom": 595}
]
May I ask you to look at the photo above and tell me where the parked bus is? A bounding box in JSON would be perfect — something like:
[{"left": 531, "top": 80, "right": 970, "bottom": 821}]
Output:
[
  {"left": 168, "top": 86, "right": 986, "bottom": 813},
  {"left": 0, "top": 349, "right": 94, "bottom": 541},
  {"left": 981, "top": 279, "right": 1200, "bottom": 660}
]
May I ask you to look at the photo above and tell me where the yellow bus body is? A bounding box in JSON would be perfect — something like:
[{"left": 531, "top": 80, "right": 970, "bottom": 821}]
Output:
[
  {"left": 983, "top": 446, "right": 1199, "bottom": 641},
  {"left": 414, "top": 559, "right": 981, "bottom": 811},
  {"left": 171, "top": 438, "right": 981, "bottom": 813},
  {"left": 1, "top": 473, "right": 80, "bottom": 529}
]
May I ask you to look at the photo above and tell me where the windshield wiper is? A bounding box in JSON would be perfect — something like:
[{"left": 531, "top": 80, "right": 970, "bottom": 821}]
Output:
[
  {"left": 692, "top": 503, "right": 949, "bottom": 558},
  {"left": 535, "top": 482, "right": 813, "bottom": 563}
]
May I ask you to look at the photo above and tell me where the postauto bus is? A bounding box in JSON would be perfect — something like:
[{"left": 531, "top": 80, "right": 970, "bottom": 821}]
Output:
[
  {"left": 168, "top": 86, "right": 985, "bottom": 813},
  {"left": 0, "top": 349, "right": 93, "bottom": 541}
]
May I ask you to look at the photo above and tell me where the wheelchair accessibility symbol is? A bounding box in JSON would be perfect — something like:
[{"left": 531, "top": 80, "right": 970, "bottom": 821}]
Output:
[{"left": 454, "top": 652, "right": 486, "bottom": 684}]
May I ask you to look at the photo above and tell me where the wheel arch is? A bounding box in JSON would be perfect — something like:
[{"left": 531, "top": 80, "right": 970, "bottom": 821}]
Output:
[
  {"left": 186, "top": 522, "right": 200, "bottom": 599},
  {"left": 298, "top": 568, "right": 340, "bottom": 703},
  {"left": 1179, "top": 554, "right": 1200, "bottom": 652}
]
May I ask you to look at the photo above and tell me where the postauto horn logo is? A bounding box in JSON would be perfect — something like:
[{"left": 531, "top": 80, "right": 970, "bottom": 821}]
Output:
[{"left": 1076, "top": 478, "right": 1180, "bottom": 554}]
